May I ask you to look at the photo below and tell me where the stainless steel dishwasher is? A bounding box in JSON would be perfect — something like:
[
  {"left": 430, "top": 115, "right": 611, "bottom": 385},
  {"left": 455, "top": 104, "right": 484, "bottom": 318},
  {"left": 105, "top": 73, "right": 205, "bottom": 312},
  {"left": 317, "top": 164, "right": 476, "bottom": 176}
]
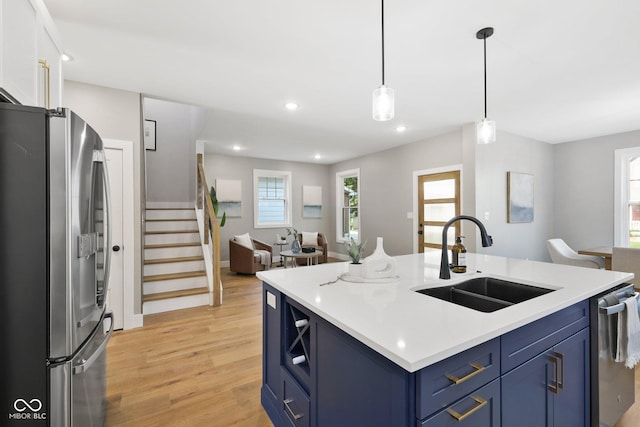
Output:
[{"left": 595, "top": 284, "right": 638, "bottom": 426}]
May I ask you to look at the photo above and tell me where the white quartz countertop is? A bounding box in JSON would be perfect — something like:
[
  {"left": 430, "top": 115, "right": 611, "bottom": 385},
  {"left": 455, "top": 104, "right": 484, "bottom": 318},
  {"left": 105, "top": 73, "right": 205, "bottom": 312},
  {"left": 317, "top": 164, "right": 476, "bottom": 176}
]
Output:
[{"left": 258, "top": 252, "right": 633, "bottom": 372}]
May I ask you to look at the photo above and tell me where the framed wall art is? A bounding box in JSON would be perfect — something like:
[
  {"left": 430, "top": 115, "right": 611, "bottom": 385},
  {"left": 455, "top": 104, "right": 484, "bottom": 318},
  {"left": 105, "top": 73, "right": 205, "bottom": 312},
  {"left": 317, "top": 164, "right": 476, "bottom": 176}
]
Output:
[
  {"left": 507, "top": 172, "right": 534, "bottom": 223},
  {"left": 144, "top": 119, "right": 156, "bottom": 151},
  {"left": 216, "top": 179, "right": 242, "bottom": 217},
  {"left": 303, "top": 185, "right": 322, "bottom": 218}
]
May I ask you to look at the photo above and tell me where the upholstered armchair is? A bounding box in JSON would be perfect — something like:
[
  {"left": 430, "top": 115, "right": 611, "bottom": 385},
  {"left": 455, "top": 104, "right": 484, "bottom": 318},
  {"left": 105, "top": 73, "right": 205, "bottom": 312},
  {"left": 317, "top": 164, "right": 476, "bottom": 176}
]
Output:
[
  {"left": 296, "top": 232, "right": 328, "bottom": 264},
  {"left": 229, "top": 235, "right": 273, "bottom": 274}
]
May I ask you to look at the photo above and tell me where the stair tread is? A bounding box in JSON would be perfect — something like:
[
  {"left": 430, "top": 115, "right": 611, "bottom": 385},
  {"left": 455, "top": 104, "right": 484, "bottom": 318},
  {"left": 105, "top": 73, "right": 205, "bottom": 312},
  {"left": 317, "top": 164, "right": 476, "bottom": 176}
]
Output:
[
  {"left": 144, "top": 270, "right": 207, "bottom": 282},
  {"left": 145, "top": 229, "right": 199, "bottom": 235},
  {"left": 146, "top": 207, "right": 193, "bottom": 210},
  {"left": 145, "top": 256, "right": 204, "bottom": 265},
  {"left": 145, "top": 242, "right": 200, "bottom": 249},
  {"left": 143, "top": 287, "right": 209, "bottom": 302},
  {"left": 146, "top": 218, "right": 196, "bottom": 222}
]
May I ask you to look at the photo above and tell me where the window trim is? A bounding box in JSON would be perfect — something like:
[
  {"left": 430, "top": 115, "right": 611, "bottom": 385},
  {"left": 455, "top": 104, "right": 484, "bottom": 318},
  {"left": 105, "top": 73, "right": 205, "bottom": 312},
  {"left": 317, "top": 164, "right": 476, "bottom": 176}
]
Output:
[
  {"left": 335, "top": 168, "right": 360, "bottom": 243},
  {"left": 614, "top": 148, "right": 640, "bottom": 246},
  {"left": 253, "top": 169, "right": 292, "bottom": 229}
]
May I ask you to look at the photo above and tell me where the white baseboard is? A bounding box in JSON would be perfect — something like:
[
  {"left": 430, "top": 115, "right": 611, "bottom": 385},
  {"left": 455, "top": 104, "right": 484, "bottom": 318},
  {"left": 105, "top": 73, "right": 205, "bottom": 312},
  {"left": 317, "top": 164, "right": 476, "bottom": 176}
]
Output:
[
  {"left": 146, "top": 201, "right": 194, "bottom": 209},
  {"left": 125, "top": 314, "right": 144, "bottom": 330},
  {"left": 328, "top": 251, "right": 349, "bottom": 261}
]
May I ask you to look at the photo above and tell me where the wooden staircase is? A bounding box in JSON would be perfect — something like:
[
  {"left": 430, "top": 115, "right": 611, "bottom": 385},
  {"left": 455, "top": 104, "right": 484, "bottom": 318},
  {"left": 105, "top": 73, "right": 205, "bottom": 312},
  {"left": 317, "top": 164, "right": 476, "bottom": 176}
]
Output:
[{"left": 143, "top": 207, "right": 210, "bottom": 314}]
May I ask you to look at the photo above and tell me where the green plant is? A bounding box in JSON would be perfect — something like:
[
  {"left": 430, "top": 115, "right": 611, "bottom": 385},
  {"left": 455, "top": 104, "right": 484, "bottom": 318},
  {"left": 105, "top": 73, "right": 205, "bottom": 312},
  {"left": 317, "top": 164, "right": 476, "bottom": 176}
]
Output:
[
  {"left": 209, "top": 186, "right": 226, "bottom": 227},
  {"left": 344, "top": 237, "right": 366, "bottom": 264},
  {"left": 286, "top": 227, "right": 298, "bottom": 237}
]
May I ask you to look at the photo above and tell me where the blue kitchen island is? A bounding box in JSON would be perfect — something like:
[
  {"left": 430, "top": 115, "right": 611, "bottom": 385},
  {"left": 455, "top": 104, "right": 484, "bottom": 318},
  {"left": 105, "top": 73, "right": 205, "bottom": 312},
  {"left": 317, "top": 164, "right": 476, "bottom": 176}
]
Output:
[{"left": 258, "top": 252, "right": 633, "bottom": 427}]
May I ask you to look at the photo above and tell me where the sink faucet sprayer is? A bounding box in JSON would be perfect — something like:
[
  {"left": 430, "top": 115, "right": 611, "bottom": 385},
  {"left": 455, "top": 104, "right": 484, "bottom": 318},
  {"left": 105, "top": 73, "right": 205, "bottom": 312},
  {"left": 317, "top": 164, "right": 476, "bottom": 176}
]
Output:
[{"left": 440, "top": 215, "right": 493, "bottom": 280}]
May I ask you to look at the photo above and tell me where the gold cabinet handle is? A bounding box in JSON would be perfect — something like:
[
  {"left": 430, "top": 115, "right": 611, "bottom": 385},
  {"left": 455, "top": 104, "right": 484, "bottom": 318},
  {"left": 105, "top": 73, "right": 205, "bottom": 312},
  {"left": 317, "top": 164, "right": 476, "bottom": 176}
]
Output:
[
  {"left": 283, "top": 398, "right": 304, "bottom": 420},
  {"left": 554, "top": 351, "right": 564, "bottom": 391},
  {"left": 548, "top": 353, "right": 563, "bottom": 394},
  {"left": 38, "top": 58, "right": 51, "bottom": 109},
  {"left": 445, "top": 362, "right": 486, "bottom": 384},
  {"left": 446, "top": 395, "right": 488, "bottom": 421}
]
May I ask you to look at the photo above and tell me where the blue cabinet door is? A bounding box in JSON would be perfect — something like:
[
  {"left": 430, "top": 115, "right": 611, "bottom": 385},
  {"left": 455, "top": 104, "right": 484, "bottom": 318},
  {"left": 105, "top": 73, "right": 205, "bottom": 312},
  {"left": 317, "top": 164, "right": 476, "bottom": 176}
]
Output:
[
  {"left": 262, "top": 285, "right": 287, "bottom": 426},
  {"left": 502, "top": 328, "right": 590, "bottom": 427},
  {"left": 315, "top": 319, "right": 413, "bottom": 427},
  {"left": 502, "top": 350, "right": 553, "bottom": 427},
  {"left": 553, "top": 328, "right": 590, "bottom": 427}
]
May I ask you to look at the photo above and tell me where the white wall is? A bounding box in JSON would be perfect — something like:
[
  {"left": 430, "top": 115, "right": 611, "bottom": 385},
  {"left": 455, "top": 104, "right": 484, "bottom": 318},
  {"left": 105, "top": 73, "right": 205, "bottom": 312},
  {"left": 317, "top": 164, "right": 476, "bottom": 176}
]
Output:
[
  {"left": 64, "top": 80, "right": 144, "bottom": 313},
  {"left": 144, "top": 98, "right": 207, "bottom": 204},
  {"left": 553, "top": 129, "right": 640, "bottom": 251},
  {"left": 203, "top": 154, "right": 331, "bottom": 261}
]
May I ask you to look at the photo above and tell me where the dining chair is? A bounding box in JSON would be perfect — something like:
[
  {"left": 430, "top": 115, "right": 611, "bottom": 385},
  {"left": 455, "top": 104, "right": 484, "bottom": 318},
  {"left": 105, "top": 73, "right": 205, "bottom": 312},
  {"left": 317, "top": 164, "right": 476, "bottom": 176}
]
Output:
[
  {"left": 612, "top": 247, "right": 640, "bottom": 289},
  {"left": 546, "top": 238, "right": 605, "bottom": 269}
]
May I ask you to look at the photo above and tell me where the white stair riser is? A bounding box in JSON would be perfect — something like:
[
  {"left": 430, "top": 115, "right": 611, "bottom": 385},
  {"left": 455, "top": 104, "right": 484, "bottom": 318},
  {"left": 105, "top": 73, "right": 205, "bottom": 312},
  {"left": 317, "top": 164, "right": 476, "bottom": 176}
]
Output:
[
  {"left": 143, "top": 293, "right": 210, "bottom": 315},
  {"left": 144, "top": 260, "right": 206, "bottom": 276},
  {"left": 144, "top": 275, "right": 208, "bottom": 294},
  {"left": 146, "top": 220, "right": 198, "bottom": 232},
  {"left": 145, "top": 232, "right": 200, "bottom": 245},
  {"left": 146, "top": 209, "right": 196, "bottom": 220},
  {"left": 145, "top": 246, "right": 202, "bottom": 259}
]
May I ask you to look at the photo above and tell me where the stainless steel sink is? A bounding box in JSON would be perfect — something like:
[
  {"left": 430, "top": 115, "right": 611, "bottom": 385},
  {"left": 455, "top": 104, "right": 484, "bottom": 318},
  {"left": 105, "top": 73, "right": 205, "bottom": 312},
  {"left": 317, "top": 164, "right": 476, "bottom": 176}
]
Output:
[{"left": 416, "top": 276, "right": 554, "bottom": 312}]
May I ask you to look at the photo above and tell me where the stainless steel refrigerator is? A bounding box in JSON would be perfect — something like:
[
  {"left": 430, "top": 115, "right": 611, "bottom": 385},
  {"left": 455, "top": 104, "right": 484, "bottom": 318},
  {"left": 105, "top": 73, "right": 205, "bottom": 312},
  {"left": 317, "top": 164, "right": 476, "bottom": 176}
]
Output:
[{"left": 0, "top": 101, "right": 113, "bottom": 426}]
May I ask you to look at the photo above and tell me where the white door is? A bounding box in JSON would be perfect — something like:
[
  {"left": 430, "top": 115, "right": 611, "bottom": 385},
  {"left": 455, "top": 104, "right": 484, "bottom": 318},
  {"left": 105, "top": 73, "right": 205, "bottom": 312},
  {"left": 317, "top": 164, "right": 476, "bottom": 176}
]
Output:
[
  {"left": 103, "top": 139, "right": 136, "bottom": 330},
  {"left": 104, "top": 147, "right": 124, "bottom": 329}
]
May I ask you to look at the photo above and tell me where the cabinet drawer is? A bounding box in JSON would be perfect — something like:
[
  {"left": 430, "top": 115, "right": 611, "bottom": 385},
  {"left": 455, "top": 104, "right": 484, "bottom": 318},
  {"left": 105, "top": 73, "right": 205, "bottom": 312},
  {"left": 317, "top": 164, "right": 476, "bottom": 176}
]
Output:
[
  {"left": 282, "top": 368, "right": 310, "bottom": 427},
  {"left": 416, "top": 338, "right": 500, "bottom": 419},
  {"left": 501, "top": 300, "right": 588, "bottom": 373},
  {"left": 419, "top": 379, "right": 500, "bottom": 427}
]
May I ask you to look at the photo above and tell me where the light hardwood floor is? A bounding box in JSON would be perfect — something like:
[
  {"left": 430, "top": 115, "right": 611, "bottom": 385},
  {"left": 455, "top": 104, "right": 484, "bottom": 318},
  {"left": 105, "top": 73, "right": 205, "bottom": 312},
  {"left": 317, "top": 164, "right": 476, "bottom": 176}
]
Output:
[
  {"left": 106, "top": 267, "right": 640, "bottom": 426},
  {"left": 105, "top": 268, "right": 273, "bottom": 426}
]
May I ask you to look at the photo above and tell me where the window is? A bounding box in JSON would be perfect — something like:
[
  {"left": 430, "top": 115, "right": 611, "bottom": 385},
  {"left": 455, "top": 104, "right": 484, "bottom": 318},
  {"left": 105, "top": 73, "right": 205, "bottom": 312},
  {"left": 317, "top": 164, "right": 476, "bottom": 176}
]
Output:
[
  {"left": 254, "top": 169, "right": 292, "bottom": 228},
  {"left": 336, "top": 169, "right": 360, "bottom": 242},
  {"left": 615, "top": 147, "right": 640, "bottom": 247}
]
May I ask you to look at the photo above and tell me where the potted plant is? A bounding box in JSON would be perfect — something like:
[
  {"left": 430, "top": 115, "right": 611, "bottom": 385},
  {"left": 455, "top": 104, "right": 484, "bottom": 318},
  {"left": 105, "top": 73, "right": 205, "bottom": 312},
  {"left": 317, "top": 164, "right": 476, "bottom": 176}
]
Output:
[
  {"left": 209, "top": 186, "right": 226, "bottom": 227},
  {"left": 344, "top": 237, "right": 366, "bottom": 276}
]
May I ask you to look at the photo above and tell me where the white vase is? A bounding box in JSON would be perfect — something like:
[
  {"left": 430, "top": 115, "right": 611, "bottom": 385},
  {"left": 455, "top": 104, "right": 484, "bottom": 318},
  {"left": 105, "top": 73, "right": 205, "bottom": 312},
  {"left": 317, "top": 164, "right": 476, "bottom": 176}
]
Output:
[
  {"left": 348, "top": 263, "right": 363, "bottom": 277},
  {"left": 363, "top": 237, "right": 398, "bottom": 279}
]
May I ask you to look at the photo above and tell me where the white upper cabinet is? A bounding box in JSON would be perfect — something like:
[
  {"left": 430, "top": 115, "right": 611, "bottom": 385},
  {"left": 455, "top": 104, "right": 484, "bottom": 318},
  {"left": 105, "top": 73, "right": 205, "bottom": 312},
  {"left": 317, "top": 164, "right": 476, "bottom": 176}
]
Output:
[{"left": 0, "top": 0, "right": 63, "bottom": 108}]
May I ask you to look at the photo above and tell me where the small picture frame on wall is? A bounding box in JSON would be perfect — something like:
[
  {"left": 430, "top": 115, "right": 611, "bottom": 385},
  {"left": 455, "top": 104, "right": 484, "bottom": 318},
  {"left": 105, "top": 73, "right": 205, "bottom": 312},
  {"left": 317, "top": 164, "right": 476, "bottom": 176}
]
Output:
[
  {"left": 507, "top": 172, "right": 534, "bottom": 223},
  {"left": 144, "top": 119, "right": 156, "bottom": 151}
]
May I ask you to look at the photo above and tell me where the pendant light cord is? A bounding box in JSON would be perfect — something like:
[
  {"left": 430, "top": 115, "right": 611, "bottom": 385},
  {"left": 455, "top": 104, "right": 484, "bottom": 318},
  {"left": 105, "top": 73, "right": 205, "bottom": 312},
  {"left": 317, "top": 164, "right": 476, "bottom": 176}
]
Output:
[
  {"left": 483, "top": 35, "right": 487, "bottom": 119},
  {"left": 381, "top": 0, "right": 385, "bottom": 86}
]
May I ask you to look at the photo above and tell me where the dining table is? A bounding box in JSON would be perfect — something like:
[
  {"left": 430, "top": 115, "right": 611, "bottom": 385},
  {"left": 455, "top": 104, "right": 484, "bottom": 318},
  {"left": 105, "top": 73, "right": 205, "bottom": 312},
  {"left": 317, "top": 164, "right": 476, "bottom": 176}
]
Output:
[{"left": 578, "top": 246, "right": 612, "bottom": 270}]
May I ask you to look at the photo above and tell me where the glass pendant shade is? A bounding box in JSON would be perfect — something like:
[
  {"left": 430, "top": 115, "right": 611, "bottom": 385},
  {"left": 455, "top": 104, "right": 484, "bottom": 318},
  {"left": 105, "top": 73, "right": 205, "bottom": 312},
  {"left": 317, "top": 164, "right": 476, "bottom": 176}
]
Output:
[
  {"left": 477, "top": 118, "right": 496, "bottom": 144},
  {"left": 372, "top": 85, "right": 395, "bottom": 121}
]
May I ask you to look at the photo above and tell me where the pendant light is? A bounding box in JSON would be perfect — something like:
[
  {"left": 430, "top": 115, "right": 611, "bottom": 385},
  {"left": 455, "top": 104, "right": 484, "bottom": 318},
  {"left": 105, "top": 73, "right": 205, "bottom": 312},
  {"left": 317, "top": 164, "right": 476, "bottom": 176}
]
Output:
[
  {"left": 372, "top": 0, "right": 394, "bottom": 121},
  {"left": 476, "top": 27, "right": 496, "bottom": 144}
]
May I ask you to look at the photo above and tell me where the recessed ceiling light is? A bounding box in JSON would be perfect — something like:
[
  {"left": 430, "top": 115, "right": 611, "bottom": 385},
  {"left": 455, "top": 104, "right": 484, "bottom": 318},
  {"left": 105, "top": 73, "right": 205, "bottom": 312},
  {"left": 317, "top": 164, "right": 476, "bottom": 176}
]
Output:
[
  {"left": 395, "top": 125, "right": 407, "bottom": 133},
  {"left": 61, "top": 53, "right": 74, "bottom": 62},
  {"left": 314, "top": 154, "right": 321, "bottom": 160},
  {"left": 232, "top": 145, "right": 242, "bottom": 151},
  {"left": 285, "top": 102, "right": 299, "bottom": 111}
]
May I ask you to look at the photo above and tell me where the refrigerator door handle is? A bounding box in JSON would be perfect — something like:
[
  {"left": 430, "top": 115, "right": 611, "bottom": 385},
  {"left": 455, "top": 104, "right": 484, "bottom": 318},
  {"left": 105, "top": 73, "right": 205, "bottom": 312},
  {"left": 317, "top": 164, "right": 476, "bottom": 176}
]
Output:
[
  {"left": 94, "top": 149, "right": 112, "bottom": 304},
  {"left": 73, "top": 312, "right": 114, "bottom": 375}
]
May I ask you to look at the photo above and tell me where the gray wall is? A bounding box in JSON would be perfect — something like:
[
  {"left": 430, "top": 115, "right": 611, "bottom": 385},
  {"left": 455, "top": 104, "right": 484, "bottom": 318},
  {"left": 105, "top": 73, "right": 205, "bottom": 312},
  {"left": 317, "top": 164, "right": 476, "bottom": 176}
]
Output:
[
  {"left": 474, "top": 128, "right": 556, "bottom": 261},
  {"left": 64, "top": 80, "right": 144, "bottom": 314},
  {"left": 328, "top": 126, "right": 555, "bottom": 262},
  {"left": 204, "top": 154, "right": 331, "bottom": 261},
  {"left": 144, "top": 98, "right": 207, "bottom": 204},
  {"left": 330, "top": 130, "right": 463, "bottom": 257},
  {"left": 553, "top": 129, "right": 640, "bottom": 251}
]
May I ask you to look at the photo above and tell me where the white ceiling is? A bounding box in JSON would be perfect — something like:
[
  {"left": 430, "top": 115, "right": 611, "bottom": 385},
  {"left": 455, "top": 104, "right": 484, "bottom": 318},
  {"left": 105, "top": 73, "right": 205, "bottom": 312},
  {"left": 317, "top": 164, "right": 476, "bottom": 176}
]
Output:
[{"left": 43, "top": 0, "right": 640, "bottom": 164}]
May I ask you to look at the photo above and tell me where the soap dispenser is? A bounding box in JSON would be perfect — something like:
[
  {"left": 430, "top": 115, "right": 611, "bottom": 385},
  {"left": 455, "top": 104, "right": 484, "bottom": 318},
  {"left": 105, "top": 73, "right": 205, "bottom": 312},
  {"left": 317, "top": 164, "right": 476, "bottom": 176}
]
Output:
[{"left": 451, "top": 236, "right": 467, "bottom": 273}]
